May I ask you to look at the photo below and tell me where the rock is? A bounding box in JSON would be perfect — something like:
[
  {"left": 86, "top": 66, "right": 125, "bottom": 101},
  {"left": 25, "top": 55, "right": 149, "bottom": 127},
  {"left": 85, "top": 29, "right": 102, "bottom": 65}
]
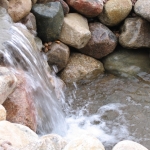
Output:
[
  {"left": 34, "top": 37, "right": 43, "bottom": 51},
  {"left": 8, "top": 0, "right": 32, "bottom": 22},
  {"left": 113, "top": 140, "right": 148, "bottom": 150},
  {"left": 134, "top": 0, "right": 150, "bottom": 22},
  {"left": 119, "top": 17, "right": 150, "bottom": 49},
  {"left": 0, "top": 0, "right": 9, "bottom": 10},
  {"left": 64, "top": 134, "right": 105, "bottom": 150},
  {"left": 79, "top": 22, "right": 117, "bottom": 59},
  {"left": 31, "top": 0, "right": 37, "bottom": 4},
  {"left": 58, "top": 0, "right": 69, "bottom": 15},
  {"left": 32, "top": 2, "right": 64, "bottom": 42},
  {"left": 131, "top": 0, "right": 137, "bottom": 6},
  {"left": 23, "top": 134, "right": 66, "bottom": 150},
  {"left": 59, "top": 53, "right": 104, "bottom": 84},
  {"left": 3, "top": 71, "right": 37, "bottom": 132},
  {"left": 21, "top": 13, "right": 37, "bottom": 35},
  {"left": 98, "top": 0, "right": 132, "bottom": 26},
  {"left": 47, "top": 41, "right": 70, "bottom": 72},
  {"left": 0, "top": 67, "right": 17, "bottom": 104},
  {"left": 0, "top": 121, "right": 38, "bottom": 149},
  {"left": 102, "top": 46, "right": 150, "bottom": 77},
  {"left": 59, "top": 13, "right": 91, "bottom": 49},
  {"left": 0, "top": 105, "right": 6, "bottom": 121},
  {"left": 66, "top": 0, "right": 103, "bottom": 17}
]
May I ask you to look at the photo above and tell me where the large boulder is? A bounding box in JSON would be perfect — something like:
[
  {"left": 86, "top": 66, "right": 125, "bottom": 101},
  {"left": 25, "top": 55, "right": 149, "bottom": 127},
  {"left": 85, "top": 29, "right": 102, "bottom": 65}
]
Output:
[
  {"left": 0, "top": 105, "right": 6, "bottom": 121},
  {"left": 0, "top": 121, "right": 38, "bottom": 149},
  {"left": 3, "top": 71, "right": 37, "bottom": 132},
  {"left": 113, "top": 140, "right": 148, "bottom": 150},
  {"left": 79, "top": 22, "right": 117, "bottom": 59},
  {"left": 64, "top": 135, "right": 105, "bottom": 150},
  {"left": 59, "top": 53, "right": 104, "bottom": 84},
  {"left": 66, "top": 0, "right": 103, "bottom": 17},
  {"left": 47, "top": 42, "right": 70, "bottom": 72},
  {"left": 32, "top": 2, "right": 64, "bottom": 42},
  {"left": 23, "top": 134, "right": 66, "bottom": 150},
  {"left": 134, "top": 0, "right": 150, "bottom": 22},
  {"left": 8, "top": 0, "right": 32, "bottom": 22},
  {"left": 102, "top": 46, "right": 150, "bottom": 77},
  {"left": 59, "top": 13, "right": 91, "bottom": 49},
  {"left": 98, "top": 0, "right": 132, "bottom": 26},
  {"left": 119, "top": 17, "right": 150, "bottom": 49},
  {"left": 0, "top": 66, "right": 17, "bottom": 104}
]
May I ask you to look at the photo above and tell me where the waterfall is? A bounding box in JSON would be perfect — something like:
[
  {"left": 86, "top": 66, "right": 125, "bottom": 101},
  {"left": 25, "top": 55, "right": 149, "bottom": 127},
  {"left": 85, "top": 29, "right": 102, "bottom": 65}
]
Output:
[{"left": 0, "top": 6, "right": 67, "bottom": 136}]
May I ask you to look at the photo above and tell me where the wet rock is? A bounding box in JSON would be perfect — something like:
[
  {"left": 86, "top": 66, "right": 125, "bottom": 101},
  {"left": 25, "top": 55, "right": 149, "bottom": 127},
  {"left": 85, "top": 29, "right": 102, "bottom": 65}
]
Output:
[
  {"left": 8, "top": 0, "right": 32, "bottom": 22},
  {"left": 66, "top": 0, "right": 103, "bottom": 17},
  {"left": 0, "top": 121, "right": 38, "bottom": 149},
  {"left": 59, "top": 13, "right": 91, "bottom": 49},
  {"left": 32, "top": 2, "right": 64, "bottom": 42},
  {"left": 0, "top": 67, "right": 17, "bottom": 104},
  {"left": 23, "top": 134, "right": 66, "bottom": 150},
  {"left": 102, "top": 46, "right": 150, "bottom": 77},
  {"left": 119, "top": 17, "right": 150, "bottom": 49},
  {"left": 64, "top": 134, "right": 105, "bottom": 150},
  {"left": 113, "top": 140, "right": 148, "bottom": 150},
  {"left": 36, "top": 0, "right": 69, "bottom": 15},
  {"left": 3, "top": 71, "right": 37, "bottom": 132},
  {"left": 0, "top": 105, "right": 6, "bottom": 121},
  {"left": 59, "top": 53, "right": 104, "bottom": 84},
  {"left": 134, "top": 0, "right": 150, "bottom": 22},
  {"left": 98, "top": 0, "right": 132, "bottom": 26},
  {"left": 21, "top": 13, "right": 37, "bottom": 35},
  {"left": 47, "top": 42, "right": 70, "bottom": 72},
  {"left": 79, "top": 22, "right": 117, "bottom": 59},
  {"left": 0, "top": 0, "right": 9, "bottom": 10}
]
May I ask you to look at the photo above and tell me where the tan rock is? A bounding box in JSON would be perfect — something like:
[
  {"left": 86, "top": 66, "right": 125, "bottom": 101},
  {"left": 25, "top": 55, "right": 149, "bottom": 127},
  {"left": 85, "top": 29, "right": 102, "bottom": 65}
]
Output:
[
  {"left": 23, "top": 134, "right": 67, "bottom": 150},
  {"left": 0, "top": 121, "right": 38, "bottom": 149},
  {"left": 0, "top": 0, "right": 9, "bottom": 10},
  {"left": 0, "top": 66, "right": 17, "bottom": 105},
  {"left": 0, "top": 105, "right": 6, "bottom": 121},
  {"left": 98, "top": 0, "right": 132, "bottom": 26},
  {"left": 8, "top": 0, "right": 32, "bottom": 22},
  {"left": 59, "top": 13, "right": 91, "bottom": 49},
  {"left": 59, "top": 53, "right": 104, "bottom": 84},
  {"left": 64, "top": 134, "right": 105, "bottom": 150},
  {"left": 113, "top": 140, "right": 148, "bottom": 150}
]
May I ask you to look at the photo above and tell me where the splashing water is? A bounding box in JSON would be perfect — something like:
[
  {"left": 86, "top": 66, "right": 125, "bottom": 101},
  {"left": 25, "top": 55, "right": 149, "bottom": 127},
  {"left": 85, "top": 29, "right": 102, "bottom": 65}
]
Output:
[{"left": 0, "top": 7, "right": 66, "bottom": 136}]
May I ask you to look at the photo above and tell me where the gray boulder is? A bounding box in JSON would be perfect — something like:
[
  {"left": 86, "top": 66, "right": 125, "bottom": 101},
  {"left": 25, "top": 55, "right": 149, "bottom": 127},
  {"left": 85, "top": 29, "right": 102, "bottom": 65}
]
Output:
[
  {"left": 79, "top": 22, "right": 117, "bottom": 59},
  {"left": 134, "top": 0, "right": 150, "bottom": 22},
  {"left": 32, "top": 2, "right": 64, "bottom": 42},
  {"left": 119, "top": 17, "right": 150, "bottom": 49},
  {"left": 47, "top": 42, "right": 70, "bottom": 72}
]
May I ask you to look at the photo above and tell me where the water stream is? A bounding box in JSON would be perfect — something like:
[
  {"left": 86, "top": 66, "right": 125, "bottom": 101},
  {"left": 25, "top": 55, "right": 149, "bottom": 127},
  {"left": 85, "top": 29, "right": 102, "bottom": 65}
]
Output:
[{"left": 1, "top": 6, "right": 150, "bottom": 150}]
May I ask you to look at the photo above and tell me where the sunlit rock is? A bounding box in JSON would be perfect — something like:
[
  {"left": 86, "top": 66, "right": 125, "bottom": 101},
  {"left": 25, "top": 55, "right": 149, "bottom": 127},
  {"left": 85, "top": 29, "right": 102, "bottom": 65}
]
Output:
[
  {"left": 0, "top": 67, "right": 17, "bottom": 105},
  {"left": 59, "top": 13, "right": 91, "bottom": 49},
  {"left": 0, "top": 121, "right": 38, "bottom": 149},
  {"left": 32, "top": 2, "right": 64, "bottom": 42},
  {"left": 64, "top": 134, "right": 105, "bottom": 150},
  {"left": 134, "top": 0, "right": 150, "bottom": 22},
  {"left": 79, "top": 22, "right": 117, "bottom": 59},
  {"left": 22, "top": 134, "right": 66, "bottom": 150},
  {"left": 3, "top": 71, "right": 37, "bottom": 132},
  {"left": 119, "top": 17, "right": 150, "bottom": 49},
  {"left": 0, "top": 105, "right": 6, "bottom": 121},
  {"left": 60, "top": 53, "right": 104, "bottom": 84},
  {"left": 98, "top": 0, "right": 132, "bottom": 26},
  {"left": 113, "top": 140, "right": 148, "bottom": 150},
  {"left": 66, "top": 0, "right": 103, "bottom": 17},
  {"left": 8, "top": 0, "right": 32, "bottom": 22},
  {"left": 102, "top": 46, "right": 150, "bottom": 77},
  {"left": 47, "top": 41, "right": 70, "bottom": 72}
]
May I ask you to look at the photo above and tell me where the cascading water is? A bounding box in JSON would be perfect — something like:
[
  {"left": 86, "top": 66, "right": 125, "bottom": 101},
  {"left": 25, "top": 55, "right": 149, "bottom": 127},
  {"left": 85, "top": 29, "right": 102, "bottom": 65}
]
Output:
[{"left": 0, "top": 7, "right": 66, "bottom": 136}]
